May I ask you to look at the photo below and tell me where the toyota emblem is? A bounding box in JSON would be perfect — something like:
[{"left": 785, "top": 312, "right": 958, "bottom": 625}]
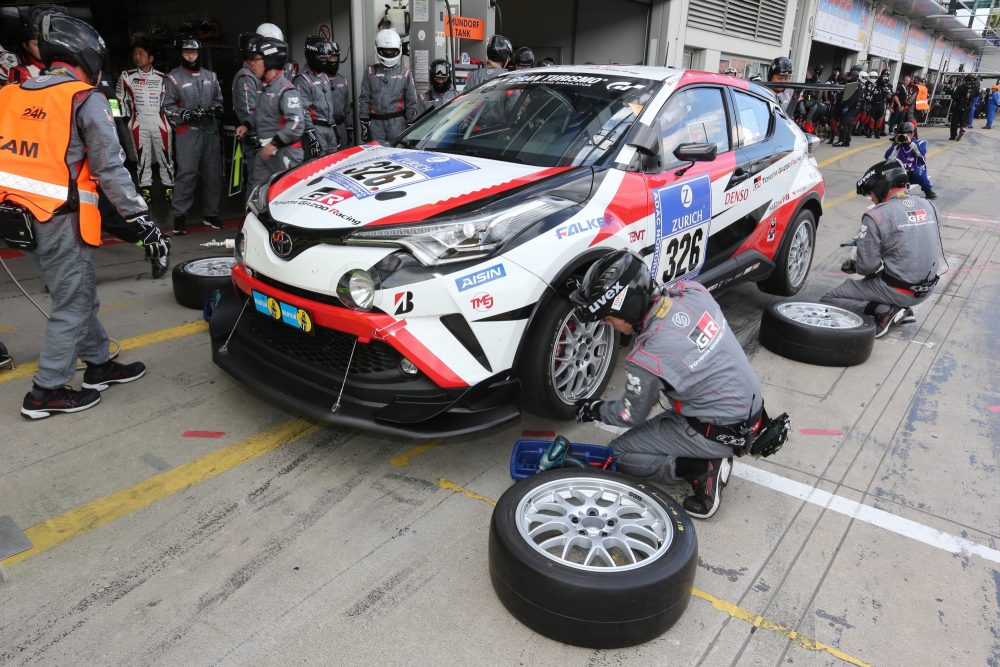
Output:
[{"left": 270, "top": 229, "right": 293, "bottom": 257}]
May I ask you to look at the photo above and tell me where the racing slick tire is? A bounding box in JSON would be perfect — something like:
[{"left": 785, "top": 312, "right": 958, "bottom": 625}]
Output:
[
  {"left": 759, "top": 300, "right": 875, "bottom": 366},
  {"left": 172, "top": 256, "right": 235, "bottom": 310},
  {"left": 758, "top": 210, "right": 816, "bottom": 296},
  {"left": 518, "top": 295, "right": 618, "bottom": 420},
  {"left": 488, "top": 469, "right": 698, "bottom": 648}
]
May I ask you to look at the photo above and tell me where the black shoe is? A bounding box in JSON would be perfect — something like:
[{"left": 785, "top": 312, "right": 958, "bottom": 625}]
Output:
[
  {"left": 81, "top": 360, "right": 146, "bottom": 392},
  {"left": 874, "top": 306, "right": 906, "bottom": 338},
  {"left": 832, "top": 141, "right": 844, "bottom": 147},
  {"left": 949, "top": 136, "right": 956, "bottom": 141},
  {"left": 957, "top": 130, "right": 965, "bottom": 142},
  {"left": 203, "top": 216, "right": 223, "bottom": 230},
  {"left": 21, "top": 385, "right": 101, "bottom": 419},
  {"left": 924, "top": 190, "right": 938, "bottom": 200},
  {"left": 899, "top": 307, "right": 917, "bottom": 325},
  {"left": 682, "top": 457, "right": 731, "bottom": 520},
  {"left": 172, "top": 216, "right": 187, "bottom": 236}
]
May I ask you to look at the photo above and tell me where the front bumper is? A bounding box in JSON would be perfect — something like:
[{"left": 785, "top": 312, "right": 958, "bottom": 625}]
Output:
[{"left": 210, "top": 282, "right": 521, "bottom": 439}]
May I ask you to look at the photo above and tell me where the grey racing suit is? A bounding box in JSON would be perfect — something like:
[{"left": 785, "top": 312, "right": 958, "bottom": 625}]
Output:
[
  {"left": 598, "top": 281, "right": 764, "bottom": 484},
  {"left": 821, "top": 191, "right": 944, "bottom": 314},
  {"left": 117, "top": 67, "right": 173, "bottom": 188},
  {"left": 421, "top": 88, "right": 458, "bottom": 111},
  {"left": 463, "top": 64, "right": 505, "bottom": 90},
  {"left": 233, "top": 61, "right": 261, "bottom": 158},
  {"left": 328, "top": 72, "right": 353, "bottom": 149},
  {"left": 162, "top": 66, "right": 224, "bottom": 218},
  {"left": 358, "top": 63, "right": 420, "bottom": 143},
  {"left": 249, "top": 73, "right": 305, "bottom": 194},
  {"left": 294, "top": 67, "right": 337, "bottom": 154},
  {"left": 13, "top": 71, "right": 147, "bottom": 389}
]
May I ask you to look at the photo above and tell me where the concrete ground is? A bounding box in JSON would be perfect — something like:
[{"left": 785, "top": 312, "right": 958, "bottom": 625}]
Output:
[{"left": 1, "top": 124, "right": 998, "bottom": 667}]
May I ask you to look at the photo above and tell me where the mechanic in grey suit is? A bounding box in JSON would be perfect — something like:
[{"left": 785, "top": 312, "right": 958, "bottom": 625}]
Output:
[
  {"left": 233, "top": 32, "right": 264, "bottom": 201},
  {"left": 572, "top": 251, "right": 765, "bottom": 520}
]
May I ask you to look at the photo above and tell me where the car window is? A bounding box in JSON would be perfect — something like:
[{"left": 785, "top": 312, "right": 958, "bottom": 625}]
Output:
[
  {"left": 655, "top": 87, "right": 730, "bottom": 167},
  {"left": 732, "top": 90, "right": 772, "bottom": 147}
]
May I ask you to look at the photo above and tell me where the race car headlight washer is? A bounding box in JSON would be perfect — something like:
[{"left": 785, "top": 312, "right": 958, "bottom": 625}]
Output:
[{"left": 345, "top": 197, "right": 574, "bottom": 266}]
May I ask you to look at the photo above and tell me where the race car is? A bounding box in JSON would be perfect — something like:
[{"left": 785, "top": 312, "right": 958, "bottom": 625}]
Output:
[{"left": 211, "top": 66, "right": 825, "bottom": 438}]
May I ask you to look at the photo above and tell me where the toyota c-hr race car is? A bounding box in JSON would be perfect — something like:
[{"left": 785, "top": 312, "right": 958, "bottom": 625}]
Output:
[{"left": 211, "top": 66, "right": 825, "bottom": 438}]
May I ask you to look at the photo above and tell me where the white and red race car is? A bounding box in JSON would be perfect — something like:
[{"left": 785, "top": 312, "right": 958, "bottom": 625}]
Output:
[{"left": 211, "top": 66, "right": 825, "bottom": 438}]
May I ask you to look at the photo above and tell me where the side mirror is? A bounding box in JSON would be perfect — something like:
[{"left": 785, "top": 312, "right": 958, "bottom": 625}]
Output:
[
  {"left": 673, "top": 142, "right": 718, "bottom": 162},
  {"left": 625, "top": 123, "right": 660, "bottom": 157}
]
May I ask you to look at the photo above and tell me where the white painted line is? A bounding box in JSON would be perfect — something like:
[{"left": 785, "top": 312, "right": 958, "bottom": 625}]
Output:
[
  {"left": 732, "top": 461, "right": 1000, "bottom": 564},
  {"left": 591, "top": 422, "right": 1000, "bottom": 564}
]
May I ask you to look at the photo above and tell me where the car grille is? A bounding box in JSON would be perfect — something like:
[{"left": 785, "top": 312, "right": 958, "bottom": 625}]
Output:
[{"left": 238, "top": 310, "right": 400, "bottom": 377}]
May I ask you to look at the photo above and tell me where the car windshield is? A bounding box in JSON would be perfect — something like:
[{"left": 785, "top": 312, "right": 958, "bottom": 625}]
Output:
[{"left": 397, "top": 72, "right": 658, "bottom": 168}]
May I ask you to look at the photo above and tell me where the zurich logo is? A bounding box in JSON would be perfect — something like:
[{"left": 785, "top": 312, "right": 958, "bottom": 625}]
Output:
[{"left": 270, "top": 229, "right": 294, "bottom": 257}]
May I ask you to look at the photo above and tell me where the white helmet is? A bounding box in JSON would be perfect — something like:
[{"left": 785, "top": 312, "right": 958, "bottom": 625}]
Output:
[
  {"left": 869, "top": 70, "right": 879, "bottom": 79},
  {"left": 858, "top": 71, "right": 870, "bottom": 82},
  {"left": 375, "top": 28, "right": 401, "bottom": 67},
  {"left": 256, "top": 23, "right": 284, "bottom": 40}
]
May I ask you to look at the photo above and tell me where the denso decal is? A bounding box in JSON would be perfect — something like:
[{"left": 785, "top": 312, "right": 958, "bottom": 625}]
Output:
[
  {"left": 324, "top": 151, "right": 479, "bottom": 199},
  {"left": 724, "top": 189, "right": 749, "bottom": 205},
  {"left": 455, "top": 263, "right": 506, "bottom": 292},
  {"left": 555, "top": 216, "right": 614, "bottom": 239}
]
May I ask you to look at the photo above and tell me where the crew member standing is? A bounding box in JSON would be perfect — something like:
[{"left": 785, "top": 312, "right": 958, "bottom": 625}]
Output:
[
  {"left": 950, "top": 73, "right": 977, "bottom": 140},
  {"left": 464, "top": 34, "right": 513, "bottom": 89},
  {"left": 359, "top": 29, "right": 419, "bottom": 144},
  {"left": 162, "top": 37, "right": 224, "bottom": 234},
  {"left": 232, "top": 32, "right": 263, "bottom": 200},
  {"left": 767, "top": 56, "right": 796, "bottom": 116},
  {"left": 117, "top": 39, "right": 174, "bottom": 203},
  {"left": 325, "top": 41, "right": 353, "bottom": 150},
  {"left": 0, "top": 14, "right": 168, "bottom": 418},
  {"left": 240, "top": 37, "right": 304, "bottom": 194},
  {"left": 421, "top": 59, "right": 457, "bottom": 111},
  {"left": 833, "top": 67, "right": 862, "bottom": 147},
  {"left": 295, "top": 36, "right": 337, "bottom": 157}
]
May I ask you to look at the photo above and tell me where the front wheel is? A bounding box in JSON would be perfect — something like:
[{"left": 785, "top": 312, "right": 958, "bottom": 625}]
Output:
[
  {"left": 758, "top": 209, "right": 816, "bottom": 296},
  {"left": 519, "top": 295, "right": 618, "bottom": 420}
]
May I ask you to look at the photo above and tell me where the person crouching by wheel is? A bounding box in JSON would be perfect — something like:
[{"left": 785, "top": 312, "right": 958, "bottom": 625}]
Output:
[
  {"left": 571, "top": 251, "right": 777, "bottom": 520},
  {"left": 821, "top": 159, "right": 945, "bottom": 338}
]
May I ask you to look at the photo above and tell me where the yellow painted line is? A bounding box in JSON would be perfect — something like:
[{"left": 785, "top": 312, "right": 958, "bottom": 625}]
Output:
[
  {"left": 437, "top": 478, "right": 496, "bottom": 507},
  {"left": 817, "top": 142, "right": 882, "bottom": 168},
  {"left": 824, "top": 191, "right": 856, "bottom": 210},
  {"left": 439, "top": 482, "right": 870, "bottom": 667},
  {"left": 0, "top": 320, "right": 208, "bottom": 385},
  {"left": 390, "top": 440, "right": 441, "bottom": 468},
  {"left": 100, "top": 299, "right": 141, "bottom": 313},
  {"left": 0, "top": 325, "right": 13, "bottom": 334},
  {"left": 925, "top": 143, "right": 953, "bottom": 159},
  {"left": 690, "top": 588, "right": 871, "bottom": 667},
  {"left": 2, "top": 418, "right": 320, "bottom": 568}
]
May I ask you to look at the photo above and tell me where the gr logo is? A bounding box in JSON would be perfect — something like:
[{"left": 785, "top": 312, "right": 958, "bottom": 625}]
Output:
[
  {"left": 394, "top": 291, "right": 414, "bottom": 315},
  {"left": 680, "top": 184, "right": 693, "bottom": 208}
]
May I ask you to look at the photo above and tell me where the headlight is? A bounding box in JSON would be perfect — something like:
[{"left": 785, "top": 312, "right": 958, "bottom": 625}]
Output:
[
  {"left": 337, "top": 269, "right": 376, "bottom": 310},
  {"left": 345, "top": 196, "right": 574, "bottom": 266},
  {"left": 247, "top": 183, "right": 270, "bottom": 219}
]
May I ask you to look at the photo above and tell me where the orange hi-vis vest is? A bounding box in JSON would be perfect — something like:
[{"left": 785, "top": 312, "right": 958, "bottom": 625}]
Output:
[
  {"left": 915, "top": 84, "right": 930, "bottom": 111},
  {"left": 0, "top": 78, "right": 102, "bottom": 246}
]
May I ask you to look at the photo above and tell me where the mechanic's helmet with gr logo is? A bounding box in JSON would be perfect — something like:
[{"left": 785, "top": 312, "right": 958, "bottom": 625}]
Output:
[{"left": 571, "top": 250, "right": 652, "bottom": 331}]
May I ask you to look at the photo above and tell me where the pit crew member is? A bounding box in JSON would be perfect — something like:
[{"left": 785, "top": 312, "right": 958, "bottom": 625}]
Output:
[{"left": 358, "top": 29, "right": 419, "bottom": 144}]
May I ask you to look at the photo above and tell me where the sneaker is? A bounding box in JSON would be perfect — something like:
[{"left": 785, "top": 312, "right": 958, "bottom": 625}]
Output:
[
  {"left": 21, "top": 385, "right": 101, "bottom": 419},
  {"left": 923, "top": 190, "right": 938, "bottom": 200},
  {"left": 151, "top": 256, "right": 169, "bottom": 279},
  {"left": 957, "top": 130, "right": 965, "bottom": 142},
  {"left": 203, "top": 215, "right": 223, "bottom": 230},
  {"left": 140, "top": 187, "right": 152, "bottom": 204},
  {"left": 682, "top": 457, "right": 731, "bottom": 520},
  {"left": 172, "top": 215, "right": 186, "bottom": 236},
  {"left": 874, "top": 305, "right": 906, "bottom": 338},
  {"left": 81, "top": 360, "right": 146, "bottom": 391},
  {"left": 164, "top": 187, "right": 173, "bottom": 202},
  {"left": 899, "top": 307, "right": 917, "bottom": 325}
]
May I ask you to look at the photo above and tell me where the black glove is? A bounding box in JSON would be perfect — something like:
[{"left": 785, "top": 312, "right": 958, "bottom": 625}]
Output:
[
  {"left": 304, "top": 128, "right": 323, "bottom": 158},
  {"left": 359, "top": 120, "right": 370, "bottom": 143},
  {"left": 575, "top": 399, "right": 604, "bottom": 423},
  {"left": 211, "top": 105, "right": 225, "bottom": 118},
  {"left": 180, "top": 109, "right": 194, "bottom": 124},
  {"left": 128, "top": 214, "right": 170, "bottom": 259},
  {"left": 840, "top": 259, "right": 857, "bottom": 274}
]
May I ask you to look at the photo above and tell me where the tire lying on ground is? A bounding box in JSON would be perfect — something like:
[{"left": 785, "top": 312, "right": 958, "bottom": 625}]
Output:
[
  {"left": 759, "top": 300, "right": 875, "bottom": 366},
  {"left": 489, "top": 468, "right": 698, "bottom": 648},
  {"left": 172, "top": 256, "right": 236, "bottom": 310}
]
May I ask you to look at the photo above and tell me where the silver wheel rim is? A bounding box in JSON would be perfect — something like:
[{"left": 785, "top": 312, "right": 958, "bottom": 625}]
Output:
[
  {"left": 776, "top": 301, "right": 864, "bottom": 328},
  {"left": 786, "top": 220, "right": 814, "bottom": 288},
  {"left": 515, "top": 476, "right": 674, "bottom": 572},
  {"left": 183, "top": 257, "right": 235, "bottom": 277},
  {"left": 550, "top": 310, "right": 614, "bottom": 404}
]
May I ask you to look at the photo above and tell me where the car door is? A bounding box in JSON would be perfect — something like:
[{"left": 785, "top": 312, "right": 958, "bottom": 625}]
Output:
[{"left": 641, "top": 85, "right": 736, "bottom": 285}]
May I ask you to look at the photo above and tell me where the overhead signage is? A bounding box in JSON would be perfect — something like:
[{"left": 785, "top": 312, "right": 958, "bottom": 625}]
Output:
[{"left": 814, "top": 0, "right": 872, "bottom": 52}]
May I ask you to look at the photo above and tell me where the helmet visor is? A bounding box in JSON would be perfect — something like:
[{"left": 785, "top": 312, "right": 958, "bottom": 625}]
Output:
[{"left": 376, "top": 47, "right": 400, "bottom": 59}]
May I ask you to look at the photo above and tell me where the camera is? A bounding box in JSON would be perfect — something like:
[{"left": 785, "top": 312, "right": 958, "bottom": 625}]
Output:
[{"left": 894, "top": 133, "right": 911, "bottom": 144}]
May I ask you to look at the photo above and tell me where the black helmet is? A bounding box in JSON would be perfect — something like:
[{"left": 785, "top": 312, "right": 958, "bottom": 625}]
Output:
[
  {"left": 176, "top": 37, "right": 201, "bottom": 70},
  {"left": 513, "top": 46, "right": 534, "bottom": 68},
  {"left": 327, "top": 40, "right": 341, "bottom": 75},
  {"left": 486, "top": 34, "right": 513, "bottom": 66},
  {"left": 429, "top": 58, "right": 452, "bottom": 93},
  {"left": 238, "top": 32, "right": 260, "bottom": 60},
  {"left": 767, "top": 56, "right": 793, "bottom": 79},
  {"left": 857, "top": 159, "right": 909, "bottom": 202},
  {"left": 253, "top": 36, "right": 287, "bottom": 72},
  {"left": 540, "top": 56, "right": 556, "bottom": 67},
  {"left": 571, "top": 250, "right": 652, "bottom": 330},
  {"left": 812, "top": 64, "right": 824, "bottom": 76},
  {"left": 965, "top": 73, "right": 977, "bottom": 82},
  {"left": 24, "top": 4, "right": 67, "bottom": 40},
  {"left": 304, "top": 35, "right": 333, "bottom": 71},
  {"left": 38, "top": 13, "right": 105, "bottom": 81}
]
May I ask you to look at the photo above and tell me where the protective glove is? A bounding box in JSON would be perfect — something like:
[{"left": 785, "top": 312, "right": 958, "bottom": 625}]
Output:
[
  {"left": 180, "top": 109, "right": 194, "bottom": 124},
  {"left": 211, "top": 105, "right": 225, "bottom": 118},
  {"left": 129, "top": 215, "right": 170, "bottom": 259},
  {"left": 575, "top": 399, "right": 604, "bottom": 423},
  {"left": 304, "top": 128, "right": 323, "bottom": 158},
  {"left": 840, "top": 259, "right": 857, "bottom": 274},
  {"left": 359, "top": 120, "right": 370, "bottom": 143}
]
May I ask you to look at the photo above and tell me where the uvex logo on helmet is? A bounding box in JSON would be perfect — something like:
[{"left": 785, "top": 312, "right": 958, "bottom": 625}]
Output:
[{"left": 587, "top": 281, "right": 624, "bottom": 314}]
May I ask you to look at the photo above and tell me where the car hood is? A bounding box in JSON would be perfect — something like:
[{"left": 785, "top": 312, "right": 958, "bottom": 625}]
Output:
[{"left": 267, "top": 145, "right": 572, "bottom": 230}]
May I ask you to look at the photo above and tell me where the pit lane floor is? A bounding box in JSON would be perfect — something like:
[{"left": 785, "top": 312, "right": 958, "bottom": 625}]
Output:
[{"left": 1, "top": 126, "right": 998, "bottom": 666}]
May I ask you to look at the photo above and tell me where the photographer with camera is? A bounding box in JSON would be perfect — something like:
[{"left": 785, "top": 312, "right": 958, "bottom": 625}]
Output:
[{"left": 884, "top": 121, "right": 935, "bottom": 199}]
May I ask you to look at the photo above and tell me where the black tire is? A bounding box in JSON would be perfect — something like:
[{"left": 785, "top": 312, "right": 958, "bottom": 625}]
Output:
[
  {"left": 489, "top": 469, "right": 698, "bottom": 648},
  {"left": 759, "top": 300, "right": 875, "bottom": 366},
  {"left": 758, "top": 209, "right": 816, "bottom": 296},
  {"left": 518, "top": 294, "right": 618, "bottom": 420},
  {"left": 172, "top": 256, "right": 235, "bottom": 310}
]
